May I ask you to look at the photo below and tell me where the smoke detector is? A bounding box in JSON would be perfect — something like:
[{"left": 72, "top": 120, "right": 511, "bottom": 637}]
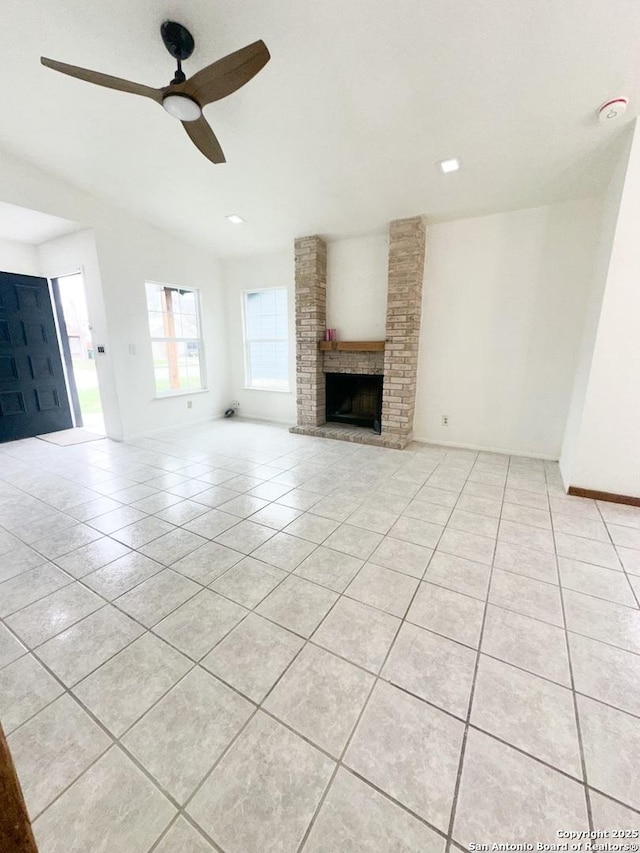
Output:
[{"left": 598, "top": 97, "right": 629, "bottom": 123}]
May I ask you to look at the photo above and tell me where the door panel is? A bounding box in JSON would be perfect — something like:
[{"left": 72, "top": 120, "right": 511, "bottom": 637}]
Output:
[{"left": 0, "top": 271, "right": 73, "bottom": 442}]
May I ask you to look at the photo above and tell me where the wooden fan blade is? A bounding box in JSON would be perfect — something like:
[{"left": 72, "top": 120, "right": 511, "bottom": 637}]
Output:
[
  {"left": 182, "top": 117, "right": 226, "bottom": 163},
  {"left": 41, "top": 57, "right": 163, "bottom": 103},
  {"left": 182, "top": 40, "right": 270, "bottom": 107}
]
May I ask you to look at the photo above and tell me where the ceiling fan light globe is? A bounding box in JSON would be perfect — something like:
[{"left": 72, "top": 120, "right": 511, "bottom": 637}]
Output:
[{"left": 162, "top": 94, "right": 202, "bottom": 121}]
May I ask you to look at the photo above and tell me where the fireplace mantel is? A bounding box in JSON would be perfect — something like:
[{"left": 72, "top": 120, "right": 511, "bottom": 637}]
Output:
[{"left": 317, "top": 340, "right": 385, "bottom": 352}]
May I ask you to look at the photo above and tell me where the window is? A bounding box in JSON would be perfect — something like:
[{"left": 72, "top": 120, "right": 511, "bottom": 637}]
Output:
[
  {"left": 243, "top": 288, "right": 289, "bottom": 391},
  {"left": 145, "top": 282, "right": 205, "bottom": 395}
]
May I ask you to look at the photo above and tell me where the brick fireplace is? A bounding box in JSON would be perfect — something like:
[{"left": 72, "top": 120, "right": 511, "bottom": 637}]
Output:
[{"left": 290, "top": 216, "right": 426, "bottom": 448}]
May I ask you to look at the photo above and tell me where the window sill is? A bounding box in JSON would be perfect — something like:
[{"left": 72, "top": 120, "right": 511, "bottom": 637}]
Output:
[
  {"left": 153, "top": 388, "right": 209, "bottom": 400},
  {"left": 243, "top": 386, "right": 291, "bottom": 394}
]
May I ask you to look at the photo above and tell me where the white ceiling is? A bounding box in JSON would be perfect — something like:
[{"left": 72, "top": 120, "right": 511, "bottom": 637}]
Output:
[
  {"left": 1, "top": 0, "right": 639, "bottom": 255},
  {"left": 0, "top": 200, "right": 81, "bottom": 244}
]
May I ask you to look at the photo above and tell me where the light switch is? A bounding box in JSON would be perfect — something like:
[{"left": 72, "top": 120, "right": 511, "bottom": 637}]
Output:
[{"left": 128, "top": 344, "right": 137, "bottom": 356}]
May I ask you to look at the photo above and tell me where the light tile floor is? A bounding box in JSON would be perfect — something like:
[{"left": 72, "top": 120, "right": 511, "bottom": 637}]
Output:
[{"left": 1, "top": 419, "right": 639, "bottom": 853}]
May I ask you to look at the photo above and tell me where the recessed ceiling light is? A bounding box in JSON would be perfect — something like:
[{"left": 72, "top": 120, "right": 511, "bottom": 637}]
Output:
[
  {"left": 226, "top": 214, "right": 245, "bottom": 224},
  {"left": 438, "top": 158, "right": 460, "bottom": 174}
]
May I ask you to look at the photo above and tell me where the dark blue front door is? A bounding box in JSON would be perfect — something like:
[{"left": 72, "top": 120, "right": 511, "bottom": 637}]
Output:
[{"left": 0, "top": 271, "right": 74, "bottom": 442}]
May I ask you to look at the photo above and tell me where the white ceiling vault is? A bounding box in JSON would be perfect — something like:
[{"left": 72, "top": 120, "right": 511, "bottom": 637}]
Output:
[
  {"left": 0, "top": 201, "right": 80, "bottom": 244},
  {"left": 1, "top": 0, "right": 639, "bottom": 255}
]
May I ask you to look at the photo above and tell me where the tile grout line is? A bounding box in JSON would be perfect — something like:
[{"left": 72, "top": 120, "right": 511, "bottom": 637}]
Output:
[
  {"left": 194, "top": 492, "right": 427, "bottom": 848},
  {"left": 295, "top": 452, "right": 530, "bottom": 848},
  {"left": 594, "top": 500, "right": 640, "bottom": 610},
  {"left": 5, "top": 596, "right": 267, "bottom": 853},
  {"left": 443, "top": 451, "right": 505, "bottom": 852},
  {"left": 3, "top": 533, "right": 275, "bottom": 744},
  {"left": 260, "top": 455, "right": 480, "bottom": 848},
  {"left": 3, "top": 460, "right": 639, "bottom": 617},
  {"left": 0, "top": 456, "right": 627, "bottom": 664},
  {"left": 96, "top": 476, "right": 409, "bottom": 847},
  {"left": 0, "top": 441, "right": 358, "bottom": 850},
  {"left": 2, "top": 454, "right": 320, "bottom": 836},
  {"left": 547, "top": 465, "right": 594, "bottom": 831},
  {"left": 8, "top": 535, "right": 640, "bottom": 680},
  {"left": 293, "top": 470, "right": 460, "bottom": 853},
  {"left": 15, "top": 548, "right": 634, "bottom": 775}
]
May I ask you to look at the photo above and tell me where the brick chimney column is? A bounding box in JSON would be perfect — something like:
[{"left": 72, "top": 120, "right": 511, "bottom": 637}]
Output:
[
  {"left": 381, "top": 216, "right": 426, "bottom": 446},
  {"left": 294, "top": 235, "right": 327, "bottom": 426}
]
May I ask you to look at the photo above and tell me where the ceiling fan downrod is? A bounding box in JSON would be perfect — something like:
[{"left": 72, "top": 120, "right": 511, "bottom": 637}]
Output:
[{"left": 171, "top": 58, "right": 186, "bottom": 85}]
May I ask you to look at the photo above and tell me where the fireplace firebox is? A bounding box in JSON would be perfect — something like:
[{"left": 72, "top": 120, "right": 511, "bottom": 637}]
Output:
[{"left": 325, "top": 373, "right": 383, "bottom": 431}]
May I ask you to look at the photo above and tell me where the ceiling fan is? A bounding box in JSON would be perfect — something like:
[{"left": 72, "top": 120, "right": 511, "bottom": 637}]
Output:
[{"left": 41, "top": 21, "right": 270, "bottom": 164}]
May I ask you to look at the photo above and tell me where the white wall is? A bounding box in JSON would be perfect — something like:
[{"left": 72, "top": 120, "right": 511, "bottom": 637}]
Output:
[
  {"left": 326, "top": 234, "right": 388, "bottom": 340},
  {"left": 560, "top": 120, "right": 640, "bottom": 496},
  {"left": 0, "top": 146, "right": 227, "bottom": 441},
  {"left": 560, "top": 129, "right": 633, "bottom": 482},
  {"left": 221, "top": 248, "right": 296, "bottom": 424},
  {"left": 0, "top": 238, "right": 40, "bottom": 276},
  {"left": 92, "top": 225, "right": 226, "bottom": 439},
  {"left": 414, "top": 198, "right": 603, "bottom": 457}
]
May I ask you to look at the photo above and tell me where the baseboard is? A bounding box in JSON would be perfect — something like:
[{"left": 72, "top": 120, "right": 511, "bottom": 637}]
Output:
[
  {"left": 413, "top": 435, "right": 559, "bottom": 461},
  {"left": 122, "top": 414, "right": 223, "bottom": 442},
  {"left": 567, "top": 486, "right": 640, "bottom": 507},
  {"left": 235, "top": 414, "right": 296, "bottom": 427}
]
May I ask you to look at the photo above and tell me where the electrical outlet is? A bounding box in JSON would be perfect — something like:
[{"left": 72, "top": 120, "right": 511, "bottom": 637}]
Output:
[
  {"left": 442, "top": 415, "right": 449, "bottom": 426},
  {"left": 187, "top": 400, "right": 193, "bottom": 409},
  {"left": 233, "top": 400, "right": 240, "bottom": 409}
]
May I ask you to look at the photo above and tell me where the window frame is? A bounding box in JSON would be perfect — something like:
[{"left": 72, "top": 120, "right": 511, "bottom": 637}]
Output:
[
  {"left": 241, "top": 286, "right": 290, "bottom": 393},
  {"left": 144, "top": 280, "right": 207, "bottom": 398}
]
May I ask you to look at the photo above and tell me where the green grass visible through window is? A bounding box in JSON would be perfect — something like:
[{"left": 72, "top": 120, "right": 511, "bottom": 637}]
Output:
[{"left": 71, "top": 358, "right": 102, "bottom": 414}]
